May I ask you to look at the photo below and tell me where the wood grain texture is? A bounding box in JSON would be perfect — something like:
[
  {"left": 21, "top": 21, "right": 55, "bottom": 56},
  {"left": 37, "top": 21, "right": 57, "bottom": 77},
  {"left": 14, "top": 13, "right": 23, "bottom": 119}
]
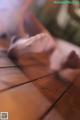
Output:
[
  {"left": 0, "top": 82, "right": 9, "bottom": 91},
  {"left": 44, "top": 77, "right": 80, "bottom": 120},
  {"left": 0, "top": 67, "right": 28, "bottom": 88},
  {"left": 34, "top": 74, "right": 70, "bottom": 103},
  {"left": 0, "top": 83, "right": 51, "bottom": 120},
  {"left": 0, "top": 49, "right": 7, "bottom": 57},
  {"left": 0, "top": 57, "right": 16, "bottom": 67},
  {"left": 43, "top": 109, "right": 64, "bottom": 120}
]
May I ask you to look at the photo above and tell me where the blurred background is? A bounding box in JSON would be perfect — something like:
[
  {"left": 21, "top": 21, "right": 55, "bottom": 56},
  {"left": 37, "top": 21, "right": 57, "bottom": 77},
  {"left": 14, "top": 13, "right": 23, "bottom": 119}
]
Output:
[{"left": 30, "top": 0, "right": 80, "bottom": 46}]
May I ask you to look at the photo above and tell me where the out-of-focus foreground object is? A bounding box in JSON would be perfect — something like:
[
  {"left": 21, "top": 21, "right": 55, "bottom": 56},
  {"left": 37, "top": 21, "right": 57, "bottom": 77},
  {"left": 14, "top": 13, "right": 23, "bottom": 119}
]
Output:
[{"left": 0, "top": 0, "right": 32, "bottom": 37}]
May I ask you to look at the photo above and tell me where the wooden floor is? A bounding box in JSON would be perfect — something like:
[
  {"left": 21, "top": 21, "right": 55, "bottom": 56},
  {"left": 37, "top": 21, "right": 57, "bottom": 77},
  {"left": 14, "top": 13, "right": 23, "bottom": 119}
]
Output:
[{"left": 0, "top": 13, "right": 80, "bottom": 120}]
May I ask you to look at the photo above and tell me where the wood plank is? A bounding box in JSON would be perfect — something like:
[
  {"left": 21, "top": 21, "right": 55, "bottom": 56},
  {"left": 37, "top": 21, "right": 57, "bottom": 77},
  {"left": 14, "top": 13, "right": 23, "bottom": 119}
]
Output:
[
  {"left": 0, "top": 83, "right": 51, "bottom": 120},
  {"left": 43, "top": 76, "right": 80, "bottom": 120},
  {"left": 33, "top": 74, "right": 70, "bottom": 103},
  {"left": 43, "top": 109, "right": 64, "bottom": 120},
  {"left": 0, "top": 67, "right": 28, "bottom": 89},
  {"left": 0, "top": 49, "right": 7, "bottom": 57},
  {"left": 0, "top": 82, "right": 9, "bottom": 91},
  {"left": 0, "top": 57, "right": 16, "bottom": 68}
]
